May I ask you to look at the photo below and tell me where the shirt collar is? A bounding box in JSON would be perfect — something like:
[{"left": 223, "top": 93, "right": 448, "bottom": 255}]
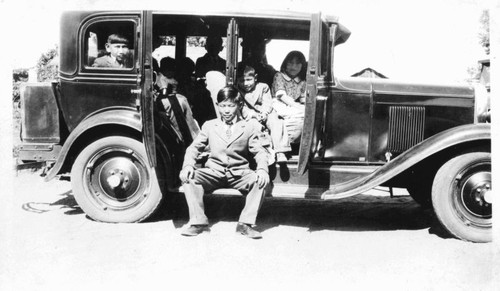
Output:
[
  {"left": 282, "top": 72, "right": 301, "bottom": 83},
  {"left": 221, "top": 115, "right": 240, "bottom": 125},
  {"left": 109, "top": 54, "right": 124, "bottom": 66}
]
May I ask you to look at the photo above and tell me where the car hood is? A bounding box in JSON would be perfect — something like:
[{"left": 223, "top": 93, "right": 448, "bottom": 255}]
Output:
[{"left": 335, "top": 77, "right": 475, "bottom": 98}]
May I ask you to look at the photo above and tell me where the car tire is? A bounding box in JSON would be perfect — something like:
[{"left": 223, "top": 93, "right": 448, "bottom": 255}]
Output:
[
  {"left": 71, "top": 136, "right": 163, "bottom": 223},
  {"left": 432, "top": 152, "right": 492, "bottom": 242}
]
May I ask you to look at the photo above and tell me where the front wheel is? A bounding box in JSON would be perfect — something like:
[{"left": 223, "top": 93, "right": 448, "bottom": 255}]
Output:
[
  {"left": 71, "top": 136, "right": 163, "bottom": 223},
  {"left": 432, "top": 152, "right": 492, "bottom": 242}
]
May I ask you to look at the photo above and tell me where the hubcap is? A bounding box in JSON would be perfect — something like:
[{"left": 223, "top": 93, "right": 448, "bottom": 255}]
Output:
[
  {"left": 84, "top": 147, "right": 149, "bottom": 210},
  {"left": 460, "top": 171, "right": 491, "bottom": 219},
  {"left": 483, "top": 190, "right": 492, "bottom": 204}
]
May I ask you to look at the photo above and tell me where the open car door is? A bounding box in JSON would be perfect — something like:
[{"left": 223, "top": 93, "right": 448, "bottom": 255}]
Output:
[
  {"left": 298, "top": 13, "right": 349, "bottom": 174},
  {"left": 140, "top": 10, "right": 156, "bottom": 167},
  {"left": 226, "top": 18, "right": 239, "bottom": 85},
  {"left": 297, "top": 13, "right": 330, "bottom": 174}
]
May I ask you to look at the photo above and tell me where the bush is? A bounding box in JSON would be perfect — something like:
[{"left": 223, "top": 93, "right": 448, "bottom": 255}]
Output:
[
  {"left": 12, "top": 68, "right": 29, "bottom": 102},
  {"left": 36, "top": 46, "right": 59, "bottom": 82},
  {"left": 479, "top": 10, "right": 489, "bottom": 55}
]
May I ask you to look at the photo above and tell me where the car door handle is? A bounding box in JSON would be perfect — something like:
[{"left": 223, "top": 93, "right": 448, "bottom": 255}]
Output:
[{"left": 131, "top": 89, "right": 142, "bottom": 94}]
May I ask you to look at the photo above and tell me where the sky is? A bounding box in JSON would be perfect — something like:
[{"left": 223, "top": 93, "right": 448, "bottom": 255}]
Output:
[{"left": 0, "top": 0, "right": 491, "bottom": 83}]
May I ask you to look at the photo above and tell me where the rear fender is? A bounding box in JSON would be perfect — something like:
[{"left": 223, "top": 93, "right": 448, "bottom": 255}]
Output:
[
  {"left": 44, "top": 108, "right": 142, "bottom": 181},
  {"left": 322, "top": 123, "right": 491, "bottom": 199}
]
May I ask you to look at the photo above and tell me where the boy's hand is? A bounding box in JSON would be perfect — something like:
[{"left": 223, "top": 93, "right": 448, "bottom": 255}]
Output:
[
  {"left": 179, "top": 166, "right": 195, "bottom": 183},
  {"left": 256, "top": 169, "right": 269, "bottom": 189}
]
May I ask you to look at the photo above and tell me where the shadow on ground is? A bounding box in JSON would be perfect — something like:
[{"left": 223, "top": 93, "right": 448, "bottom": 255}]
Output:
[
  {"left": 22, "top": 190, "right": 84, "bottom": 216},
  {"left": 151, "top": 193, "right": 453, "bottom": 239},
  {"left": 20, "top": 187, "right": 452, "bottom": 239}
]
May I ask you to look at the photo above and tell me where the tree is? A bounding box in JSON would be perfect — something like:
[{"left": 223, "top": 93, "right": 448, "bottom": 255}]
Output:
[
  {"left": 12, "top": 46, "right": 59, "bottom": 102},
  {"left": 478, "top": 9, "right": 489, "bottom": 55},
  {"left": 36, "top": 46, "right": 59, "bottom": 82}
]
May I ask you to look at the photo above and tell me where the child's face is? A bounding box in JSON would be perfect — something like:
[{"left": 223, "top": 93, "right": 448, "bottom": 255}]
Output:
[
  {"left": 106, "top": 42, "right": 129, "bottom": 62},
  {"left": 217, "top": 99, "right": 240, "bottom": 123},
  {"left": 285, "top": 57, "right": 302, "bottom": 78},
  {"left": 238, "top": 75, "right": 256, "bottom": 93}
]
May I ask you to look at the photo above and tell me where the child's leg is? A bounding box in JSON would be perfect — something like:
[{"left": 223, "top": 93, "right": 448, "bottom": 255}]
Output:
[
  {"left": 284, "top": 113, "right": 304, "bottom": 144},
  {"left": 272, "top": 99, "right": 304, "bottom": 118},
  {"left": 266, "top": 111, "right": 291, "bottom": 153}
]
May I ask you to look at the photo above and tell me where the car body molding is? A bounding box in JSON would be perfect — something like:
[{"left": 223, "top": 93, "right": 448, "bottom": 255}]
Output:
[
  {"left": 322, "top": 123, "right": 491, "bottom": 199},
  {"left": 44, "top": 107, "right": 142, "bottom": 181}
]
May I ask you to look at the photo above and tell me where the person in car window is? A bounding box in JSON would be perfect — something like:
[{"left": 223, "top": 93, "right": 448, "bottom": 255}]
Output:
[
  {"left": 179, "top": 86, "right": 270, "bottom": 239},
  {"left": 92, "top": 34, "right": 132, "bottom": 68},
  {"left": 272, "top": 50, "right": 307, "bottom": 146},
  {"left": 176, "top": 57, "right": 217, "bottom": 127},
  {"left": 195, "top": 34, "right": 226, "bottom": 78},
  {"left": 238, "top": 33, "right": 277, "bottom": 88},
  {"left": 237, "top": 65, "right": 291, "bottom": 163}
]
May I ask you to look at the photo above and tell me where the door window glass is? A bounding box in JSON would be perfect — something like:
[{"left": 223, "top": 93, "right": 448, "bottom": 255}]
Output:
[{"left": 83, "top": 20, "right": 136, "bottom": 70}]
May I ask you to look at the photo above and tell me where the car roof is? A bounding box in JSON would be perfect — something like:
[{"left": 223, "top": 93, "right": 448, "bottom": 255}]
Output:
[{"left": 152, "top": 9, "right": 339, "bottom": 23}]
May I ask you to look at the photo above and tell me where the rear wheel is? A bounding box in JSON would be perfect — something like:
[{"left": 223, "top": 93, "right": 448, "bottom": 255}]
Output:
[
  {"left": 432, "top": 152, "right": 492, "bottom": 242},
  {"left": 71, "top": 136, "right": 163, "bottom": 223}
]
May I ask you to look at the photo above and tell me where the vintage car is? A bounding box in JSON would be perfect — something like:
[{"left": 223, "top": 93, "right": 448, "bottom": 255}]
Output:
[{"left": 18, "top": 10, "right": 491, "bottom": 242}]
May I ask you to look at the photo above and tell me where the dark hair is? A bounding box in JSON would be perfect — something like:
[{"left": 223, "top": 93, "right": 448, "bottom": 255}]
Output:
[
  {"left": 160, "top": 57, "right": 176, "bottom": 73},
  {"left": 107, "top": 34, "right": 129, "bottom": 45},
  {"left": 241, "top": 31, "right": 267, "bottom": 48},
  {"left": 280, "top": 50, "right": 307, "bottom": 80},
  {"left": 206, "top": 34, "right": 223, "bottom": 48},
  {"left": 237, "top": 65, "right": 256, "bottom": 78},
  {"left": 217, "top": 86, "right": 242, "bottom": 104},
  {"left": 176, "top": 57, "right": 195, "bottom": 77}
]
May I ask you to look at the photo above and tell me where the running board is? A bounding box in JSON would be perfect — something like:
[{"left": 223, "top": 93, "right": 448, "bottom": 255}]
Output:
[
  {"left": 170, "top": 161, "right": 381, "bottom": 200},
  {"left": 172, "top": 183, "right": 360, "bottom": 200}
]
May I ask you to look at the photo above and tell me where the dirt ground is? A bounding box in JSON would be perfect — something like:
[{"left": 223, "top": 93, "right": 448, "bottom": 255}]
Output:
[{"left": 1, "top": 169, "right": 497, "bottom": 291}]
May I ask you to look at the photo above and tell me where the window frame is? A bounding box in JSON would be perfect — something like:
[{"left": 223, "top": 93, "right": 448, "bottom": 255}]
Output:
[{"left": 79, "top": 16, "right": 140, "bottom": 74}]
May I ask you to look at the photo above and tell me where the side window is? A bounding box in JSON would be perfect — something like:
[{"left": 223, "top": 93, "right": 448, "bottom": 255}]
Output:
[
  {"left": 186, "top": 35, "right": 232, "bottom": 78},
  {"left": 83, "top": 20, "right": 136, "bottom": 70},
  {"left": 261, "top": 40, "right": 309, "bottom": 71},
  {"left": 152, "top": 35, "right": 176, "bottom": 63},
  {"left": 185, "top": 36, "right": 229, "bottom": 64}
]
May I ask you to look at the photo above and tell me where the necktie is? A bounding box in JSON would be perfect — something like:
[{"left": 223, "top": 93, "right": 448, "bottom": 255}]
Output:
[{"left": 225, "top": 121, "right": 233, "bottom": 139}]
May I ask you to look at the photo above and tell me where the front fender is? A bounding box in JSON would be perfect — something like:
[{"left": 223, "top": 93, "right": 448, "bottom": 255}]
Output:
[
  {"left": 44, "top": 108, "right": 142, "bottom": 181},
  {"left": 322, "top": 123, "right": 491, "bottom": 199}
]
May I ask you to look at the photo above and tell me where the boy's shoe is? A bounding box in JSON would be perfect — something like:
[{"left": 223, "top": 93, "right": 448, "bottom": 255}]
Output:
[
  {"left": 181, "top": 225, "right": 210, "bottom": 236},
  {"left": 236, "top": 223, "right": 262, "bottom": 239},
  {"left": 276, "top": 153, "right": 288, "bottom": 163}
]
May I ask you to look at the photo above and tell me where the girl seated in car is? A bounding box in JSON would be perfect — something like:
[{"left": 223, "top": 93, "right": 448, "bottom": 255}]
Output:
[{"left": 271, "top": 51, "right": 307, "bottom": 159}]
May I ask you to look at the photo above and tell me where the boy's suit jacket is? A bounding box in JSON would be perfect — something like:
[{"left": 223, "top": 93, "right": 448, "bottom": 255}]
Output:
[
  {"left": 182, "top": 118, "right": 269, "bottom": 176},
  {"left": 92, "top": 54, "right": 132, "bottom": 68}
]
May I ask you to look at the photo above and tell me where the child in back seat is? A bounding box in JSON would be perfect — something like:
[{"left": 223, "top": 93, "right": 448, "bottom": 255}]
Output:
[
  {"left": 154, "top": 57, "right": 200, "bottom": 144},
  {"left": 271, "top": 51, "right": 307, "bottom": 147},
  {"left": 237, "top": 65, "right": 291, "bottom": 163}
]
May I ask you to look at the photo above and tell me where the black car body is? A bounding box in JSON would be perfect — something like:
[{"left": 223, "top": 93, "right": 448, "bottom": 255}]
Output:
[{"left": 18, "top": 10, "right": 491, "bottom": 242}]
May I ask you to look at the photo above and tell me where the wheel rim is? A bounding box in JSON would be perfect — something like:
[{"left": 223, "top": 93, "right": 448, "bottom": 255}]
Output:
[
  {"left": 83, "top": 146, "right": 150, "bottom": 211},
  {"left": 454, "top": 162, "right": 491, "bottom": 228}
]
